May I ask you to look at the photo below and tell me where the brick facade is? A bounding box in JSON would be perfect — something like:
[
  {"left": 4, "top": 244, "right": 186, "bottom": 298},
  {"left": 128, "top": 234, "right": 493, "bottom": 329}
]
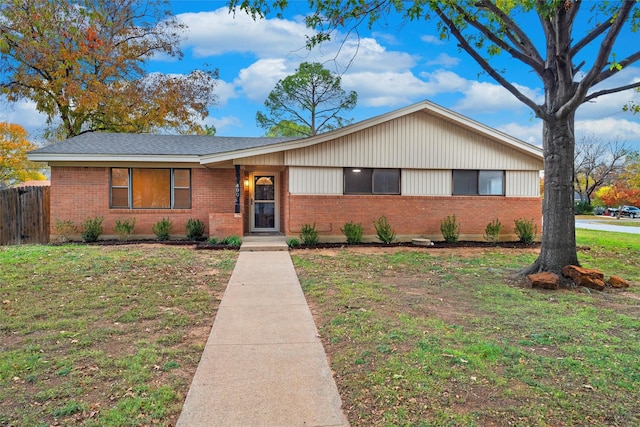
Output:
[
  {"left": 50, "top": 166, "right": 239, "bottom": 239},
  {"left": 50, "top": 165, "right": 541, "bottom": 242},
  {"left": 284, "top": 193, "right": 542, "bottom": 242}
]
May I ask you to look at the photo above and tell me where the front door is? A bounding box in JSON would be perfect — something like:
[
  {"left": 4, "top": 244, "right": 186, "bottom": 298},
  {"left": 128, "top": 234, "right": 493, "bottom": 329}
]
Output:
[{"left": 250, "top": 173, "right": 278, "bottom": 232}]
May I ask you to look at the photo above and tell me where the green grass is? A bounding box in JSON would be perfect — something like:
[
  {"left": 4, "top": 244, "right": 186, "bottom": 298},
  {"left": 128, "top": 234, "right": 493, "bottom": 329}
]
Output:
[
  {"left": 293, "top": 231, "right": 640, "bottom": 426},
  {"left": 0, "top": 244, "right": 237, "bottom": 426}
]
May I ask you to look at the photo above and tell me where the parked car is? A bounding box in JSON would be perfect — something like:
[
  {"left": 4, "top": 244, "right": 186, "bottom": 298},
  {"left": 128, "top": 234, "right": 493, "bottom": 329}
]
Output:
[
  {"left": 620, "top": 205, "right": 640, "bottom": 218},
  {"left": 606, "top": 207, "right": 619, "bottom": 216},
  {"left": 593, "top": 206, "right": 605, "bottom": 215}
]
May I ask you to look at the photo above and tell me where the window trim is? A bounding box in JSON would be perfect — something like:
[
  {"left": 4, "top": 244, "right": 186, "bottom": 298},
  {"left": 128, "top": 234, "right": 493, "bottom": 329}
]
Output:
[
  {"left": 110, "top": 168, "right": 192, "bottom": 209},
  {"left": 343, "top": 167, "right": 401, "bottom": 195},
  {"left": 452, "top": 170, "right": 505, "bottom": 196}
]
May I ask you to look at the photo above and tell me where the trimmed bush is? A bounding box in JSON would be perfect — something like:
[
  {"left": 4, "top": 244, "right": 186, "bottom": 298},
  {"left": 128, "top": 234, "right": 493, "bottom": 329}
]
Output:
[
  {"left": 152, "top": 217, "right": 173, "bottom": 241},
  {"left": 340, "top": 221, "right": 363, "bottom": 244},
  {"left": 220, "top": 235, "right": 241, "bottom": 247},
  {"left": 300, "top": 223, "right": 319, "bottom": 245},
  {"left": 81, "top": 216, "right": 103, "bottom": 243},
  {"left": 286, "top": 238, "right": 300, "bottom": 248},
  {"left": 440, "top": 215, "right": 460, "bottom": 243},
  {"left": 113, "top": 218, "right": 136, "bottom": 241},
  {"left": 483, "top": 218, "right": 502, "bottom": 243},
  {"left": 514, "top": 218, "right": 537, "bottom": 244},
  {"left": 374, "top": 216, "right": 396, "bottom": 244},
  {"left": 185, "top": 218, "right": 206, "bottom": 240}
]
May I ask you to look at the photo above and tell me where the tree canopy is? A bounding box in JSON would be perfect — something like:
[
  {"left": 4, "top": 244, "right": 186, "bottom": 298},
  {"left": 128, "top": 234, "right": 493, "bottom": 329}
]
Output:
[
  {"left": 256, "top": 62, "right": 357, "bottom": 137},
  {"left": 0, "top": 0, "right": 218, "bottom": 139},
  {"left": 0, "top": 122, "right": 46, "bottom": 188},
  {"left": 231, "top": 0, "right": 640, "bottom": 275}
]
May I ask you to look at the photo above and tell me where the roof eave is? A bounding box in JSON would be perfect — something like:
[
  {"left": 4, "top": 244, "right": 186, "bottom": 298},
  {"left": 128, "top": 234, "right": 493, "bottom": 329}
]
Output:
[{"left": 27, "top": 153, "right": 201, "bottom": 163}]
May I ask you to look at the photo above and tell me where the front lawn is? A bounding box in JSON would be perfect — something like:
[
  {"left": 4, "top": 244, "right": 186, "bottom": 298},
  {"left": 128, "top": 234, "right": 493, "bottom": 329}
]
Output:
[
  {"left": 1, "top": 230, "right": 638, "bottom": 426},
  {"left": 293, "top": 229, "right": 640, "bottom": 426},
  {"left": 0, "top": 244, "right": 237, "bottom": 426}
]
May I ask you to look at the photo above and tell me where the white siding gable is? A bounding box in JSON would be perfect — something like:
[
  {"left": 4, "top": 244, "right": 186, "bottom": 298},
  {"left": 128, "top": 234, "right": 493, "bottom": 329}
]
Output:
[{"left": 284, "top": 111, "right": 542, "bottom": 171}]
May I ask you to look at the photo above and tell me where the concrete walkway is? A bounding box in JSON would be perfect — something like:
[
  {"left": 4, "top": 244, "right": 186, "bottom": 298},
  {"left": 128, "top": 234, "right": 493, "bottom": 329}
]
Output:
[{"left": 176, "top": 238, "right": 349, "bottom": 426}]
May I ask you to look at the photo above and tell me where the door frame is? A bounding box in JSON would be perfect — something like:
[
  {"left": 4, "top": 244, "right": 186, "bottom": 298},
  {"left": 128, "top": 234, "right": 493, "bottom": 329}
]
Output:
[{"left": 249, "top": 171, "right": 279, "bottom": 233}]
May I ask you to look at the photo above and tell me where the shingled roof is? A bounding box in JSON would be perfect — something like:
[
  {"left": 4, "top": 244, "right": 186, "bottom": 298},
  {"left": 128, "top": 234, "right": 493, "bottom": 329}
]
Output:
[{"left": 30, "top": 132, "right": 297, "bottom": 156}]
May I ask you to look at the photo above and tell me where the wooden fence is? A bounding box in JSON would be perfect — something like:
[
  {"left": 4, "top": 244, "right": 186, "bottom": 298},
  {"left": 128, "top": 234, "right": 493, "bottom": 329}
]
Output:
[{"left": 0, "top": 186, "right": 50, "bottom": 245}]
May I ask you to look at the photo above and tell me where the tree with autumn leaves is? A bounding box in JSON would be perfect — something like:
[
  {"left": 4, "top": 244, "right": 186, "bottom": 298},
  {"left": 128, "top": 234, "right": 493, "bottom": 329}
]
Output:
[
  {"left": 596, "top": 152, "right": 640, "bottom": 210},
  {"left": 0, "top": 123, "right": 46, "bottom": 188},
  {"left": 0, "top": 0, "right": 218, "bottom": 139}
]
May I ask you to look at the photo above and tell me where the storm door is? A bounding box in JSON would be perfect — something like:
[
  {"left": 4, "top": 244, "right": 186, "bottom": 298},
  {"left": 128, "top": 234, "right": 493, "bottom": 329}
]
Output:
[{"left": 250, "top": 173, "right": 278, "bottom": 232}]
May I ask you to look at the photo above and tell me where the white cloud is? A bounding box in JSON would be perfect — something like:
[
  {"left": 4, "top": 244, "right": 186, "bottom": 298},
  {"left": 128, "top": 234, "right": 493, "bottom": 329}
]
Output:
[
  {"left": 426, "top": 53, "right": 460, "bottom": 68},
  {"left": 177, "top": 8, "right": 313, "bottom": 58},
  {"left": 212, "top": 79, "right": 238, "bottom": 106},
  {"left": 421, "top": 34, "right": 444, "bottom": 45},
  {"left": 497, "top": 122, "right": 543, "bottom": 146},
  {"left": 420, "top": 69, "right": 468, "bottom": 92},
  {"left": 209, "top": 115, "right": 243, "bottom": 133},
  {"left": 454, "top": 81, "right": 543, "bottom": 114},
  {"left": 234, "top": 58, "right": 290, "bottom": 102},
  {"left": 576, "top": 117, "right": 640, "bottom": 143},
  {"left": 342, "top": 71, "right": 436, "bottom": 107},
  {"left": 0, "top": 97, "right": 49, "bottom": 137}
]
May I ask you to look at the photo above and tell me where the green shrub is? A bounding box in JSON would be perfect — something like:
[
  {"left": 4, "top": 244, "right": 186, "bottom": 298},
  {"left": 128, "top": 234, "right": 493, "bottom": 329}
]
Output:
[
  {"left": 514, "top": 218, "right": 537, "bottom": 244},
  {"left": 300, "top": 223, "right": 319, "bottom": 245},
  {"left": 340, "top": 221, "right": 363, "bottom": 244},
  {"left": 81, "top": 216, "right": 104, "bottom": 243},
  {"left": 286, "top": 238, "right": 300, "bottom": 248},
  {"left": 221, "top": 235, "right": 241, "bottom": 247},
  {"left": 440, "top": 215, "right": 460, "bottom": 243},
  {"left": 113, "top": 218, "right": 136, "bottom": 241},
  {"left": 373, "top": 216, "right": 396, "bottom": 244},
  {"left": 54, "top": 219, "right": 77, "bottom": 243},
  {"left": 185, "top": 218, "right": 206, "bottom": 240},
  {"left": 483, "top": 218, "right": 502, "bottom": 243},
  {"left": 574, "top": 201, "right": 594, "bottom": 215},
  {"left": 152, "top": 217, "right": 173, "bottom": 241},
  {"left": 208, "top": 236, "right": 218, "bottom": 244}
]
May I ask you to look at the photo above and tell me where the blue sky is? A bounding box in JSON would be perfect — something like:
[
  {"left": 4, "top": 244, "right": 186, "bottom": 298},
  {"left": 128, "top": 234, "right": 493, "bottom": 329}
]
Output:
[{"left": 2, "top": 1, "right": 640, "bottom": 151}]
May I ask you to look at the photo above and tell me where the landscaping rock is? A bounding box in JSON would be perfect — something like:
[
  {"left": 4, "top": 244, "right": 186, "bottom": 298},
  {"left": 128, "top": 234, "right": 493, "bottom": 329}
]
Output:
[
  {"left": 412, "top": 238, "right": 433, "bottom": 246},
  {"left": 562, "top": 265, "right": 605, "bottom": 291},
  {"left": 608, "top": 275, "right": 630, "bottom": 288},
  {"left": 527, "top": 272, "right": 560, "bottom": 290}
]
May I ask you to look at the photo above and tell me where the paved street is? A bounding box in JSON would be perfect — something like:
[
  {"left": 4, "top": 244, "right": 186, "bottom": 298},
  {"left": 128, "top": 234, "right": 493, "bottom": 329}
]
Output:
[{"left": 575, "top": 219, "right": 640, "bottom": 234}]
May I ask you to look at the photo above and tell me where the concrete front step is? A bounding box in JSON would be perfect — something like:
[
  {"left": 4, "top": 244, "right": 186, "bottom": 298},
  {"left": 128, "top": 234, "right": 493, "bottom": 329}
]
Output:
[{"left": 240, "top": 235, "right": 289, "bottom": 252}]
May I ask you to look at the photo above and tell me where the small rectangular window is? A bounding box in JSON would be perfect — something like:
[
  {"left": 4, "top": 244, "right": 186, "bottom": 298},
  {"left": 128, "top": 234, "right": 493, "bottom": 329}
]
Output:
[
  {"left": 452, "top": 170, "right": 478, "bottom": 195},
  {"left": 373, "top": 169, "right": 400, "bottom": 194},
  {"left": 344, "top": 168, "right": 373, "bottom": 194},
  {"left": 173, "top": 169, "right": 191, "bottom": 209},
  {"left": 479, "top": 171, "right": 504, "bottom": 195},
  {"left": 111, "top": 168, "right": 130, "bottom": 208},
  {"left": 453, "top": 170, "right": 504, "bottom": 196},
  {"left": 344, "top": 168, "right": 400, "bottom": 195}
]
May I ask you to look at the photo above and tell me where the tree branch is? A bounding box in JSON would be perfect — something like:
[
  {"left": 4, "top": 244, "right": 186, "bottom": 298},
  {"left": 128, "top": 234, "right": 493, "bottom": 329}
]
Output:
[
  {"left": 433, "top": 5, "right": 547, "bottom": 120},
  {"left": 591, "top": 50, "right": 640, "bottom": 86},
  {"left": 573, "top": 1, "right": 636, "bottom": 101},
  {"left": 583, "top": 81, "right": 640, "bottom": 103},
  {"left": 471, "top": 1, "right": 545, "bottom": 75}
]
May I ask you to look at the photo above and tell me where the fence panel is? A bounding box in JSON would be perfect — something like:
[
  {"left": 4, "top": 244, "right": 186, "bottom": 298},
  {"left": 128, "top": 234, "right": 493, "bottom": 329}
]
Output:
[{"left": 0, "top": 186, "right": 50, "bottom": 245}]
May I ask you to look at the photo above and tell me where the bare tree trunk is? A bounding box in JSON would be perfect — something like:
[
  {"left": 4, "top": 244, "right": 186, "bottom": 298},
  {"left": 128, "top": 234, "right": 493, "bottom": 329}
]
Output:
[{"left": 522, "top": 114, "right": 579, "bottom": 276}]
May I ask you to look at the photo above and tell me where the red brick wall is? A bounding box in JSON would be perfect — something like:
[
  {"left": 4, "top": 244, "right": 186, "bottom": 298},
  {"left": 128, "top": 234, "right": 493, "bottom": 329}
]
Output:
[
  {"left": 50, "top": 166, "right": 239, "bottom": 239},
  {"left": 284, "top": 194, "right": 542, "bottom": 242}
]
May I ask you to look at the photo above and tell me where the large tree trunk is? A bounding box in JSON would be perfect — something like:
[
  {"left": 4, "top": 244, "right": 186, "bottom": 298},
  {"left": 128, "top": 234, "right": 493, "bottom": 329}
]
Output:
[{"left": 522, "top": 114, "right": 579, "bottom": 276}]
